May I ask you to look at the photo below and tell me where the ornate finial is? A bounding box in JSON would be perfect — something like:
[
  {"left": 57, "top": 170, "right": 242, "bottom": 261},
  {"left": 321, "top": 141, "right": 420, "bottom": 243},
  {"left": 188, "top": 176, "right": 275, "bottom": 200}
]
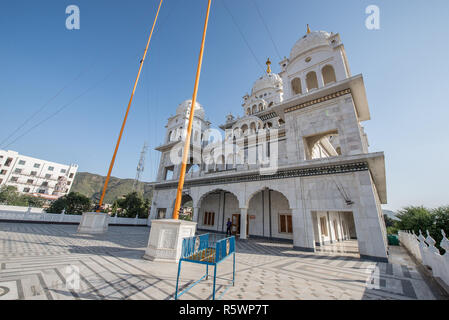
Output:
[
  {"left": 266, "top": 57, "right": 272, "bottom": 73},
  {"left": 307, "top": 24, "right": 311, "bottom": 34}
]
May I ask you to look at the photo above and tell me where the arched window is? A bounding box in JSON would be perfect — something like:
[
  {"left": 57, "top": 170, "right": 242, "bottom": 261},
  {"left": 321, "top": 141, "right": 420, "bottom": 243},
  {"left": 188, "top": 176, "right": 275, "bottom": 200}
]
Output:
[
  {"left": 168, "top": 131, "right": 172, "bottom": 142},
  {"left": 322, "top": 65, "right": 336, "bottom": 85},
  {"left": 252, "top": 105, "right": 257, "bottom": 114},
  {"left": 264, "top": 122, "right": 273, "bottom": 129},
  {"left": 233, "top": 128, "right": 240, "bottom": 139},
  {"left": 250, "top": 122, "right": 256, "bottom": 134},
  {"left": 241, "top": 124, "right": 248, "bottom": 135},
  {"left": 258, "top": 103, "right": 263, "bottom": 111},
  {"left": 306, "top": 71, "right": 318, "bottom": 91},
  {"left": 246, "top": 108, "right": 251, "bottom": 115},
  {"left": 291, "top": 77, "right": 302, "bottom": 95}
]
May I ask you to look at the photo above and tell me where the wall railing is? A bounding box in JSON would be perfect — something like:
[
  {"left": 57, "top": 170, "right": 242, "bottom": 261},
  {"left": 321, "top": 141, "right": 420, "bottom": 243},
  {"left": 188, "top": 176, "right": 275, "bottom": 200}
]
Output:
[
  {"left": 399, "top": 230, "right": 449, "bottom": 288},
  {"left": 0, "top": 205, "right": 150, "bottom": 226}
]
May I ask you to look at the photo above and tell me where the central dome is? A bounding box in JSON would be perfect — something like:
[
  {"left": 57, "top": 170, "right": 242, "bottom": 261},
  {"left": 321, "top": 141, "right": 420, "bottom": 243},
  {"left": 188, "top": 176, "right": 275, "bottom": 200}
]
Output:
[
  {"left": 290, "top": 30, "right": 331, "bottom": 60},
  {"left": 251, "top": 72, "right": 282, "bottom": 95},
  {"left": 176, "top": 99, "right": 205, "bottom": 119}
]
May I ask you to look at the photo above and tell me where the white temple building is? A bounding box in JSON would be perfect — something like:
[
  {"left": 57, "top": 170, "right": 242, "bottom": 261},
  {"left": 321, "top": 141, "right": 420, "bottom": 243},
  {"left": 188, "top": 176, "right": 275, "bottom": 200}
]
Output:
[{"left": 149, "top": 28, "right": 389, "bottom": 262}]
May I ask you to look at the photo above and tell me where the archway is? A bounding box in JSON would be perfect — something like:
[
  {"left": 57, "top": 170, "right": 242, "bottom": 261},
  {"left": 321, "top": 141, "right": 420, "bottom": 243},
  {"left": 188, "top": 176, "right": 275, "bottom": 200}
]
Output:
[
  {"left": 291, "top": 77, "right": 302, "bottom": 95},
  {"left": 247, "top": 188, "right": 292, "bottom": 240},
  {"left": 172, "top": 194, "right": 194, "bottom": 221},
  {"left": 197, "top": 189, "right": 240, "bottom": 233},
  {"left": 306, "top": 71, "right": 318, "bottom": 91},
  {"left": 322, "top": 65, "right": 336, "bottom": 85}
]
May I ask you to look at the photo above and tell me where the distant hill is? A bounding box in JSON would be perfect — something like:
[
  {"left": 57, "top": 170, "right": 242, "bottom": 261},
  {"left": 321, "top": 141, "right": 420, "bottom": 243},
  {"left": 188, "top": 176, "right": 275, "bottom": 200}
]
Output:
[
  {"left": 71, "top": 172, "right": 153, "bottom": 204},
  {"left": 383, "top": 209, "right": 399, "bottom": 221}
]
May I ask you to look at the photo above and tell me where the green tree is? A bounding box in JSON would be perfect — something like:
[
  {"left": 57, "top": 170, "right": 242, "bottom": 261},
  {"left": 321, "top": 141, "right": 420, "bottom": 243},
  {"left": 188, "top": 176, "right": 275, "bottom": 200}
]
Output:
[
  {"left": 114, "top": 192, "right": 149, "bottom": 218},
  {"left": 430, "top": 206, "right": 449, "bottom": 253},
  {"left": 46, "top": 192, "right": 91, "bottom": 215},
  {"left": 395, "top": 206, "right": 434, "bottom": 235},
  {"left": 0, "top": 185, "right": 45, "bottom": 207},
  {"left": 22, "top": 195, "right": 45, "bottom": 208},
  {"left": 394, "top": 205, "right": 449, "bottom": 254},
  {"left": 0, "top": 185, "right": 22, "bottom": 205}
]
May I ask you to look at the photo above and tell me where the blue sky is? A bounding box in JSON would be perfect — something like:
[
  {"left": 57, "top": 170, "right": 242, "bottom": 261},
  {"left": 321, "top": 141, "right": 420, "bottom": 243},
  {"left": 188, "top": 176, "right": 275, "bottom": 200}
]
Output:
[{"left": 0, "top": 0, "right": 448, "bottom": 211}]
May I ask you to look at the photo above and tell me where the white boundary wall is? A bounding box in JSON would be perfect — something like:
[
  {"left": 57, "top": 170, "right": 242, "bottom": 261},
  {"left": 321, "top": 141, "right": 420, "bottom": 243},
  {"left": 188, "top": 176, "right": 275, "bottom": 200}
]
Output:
[
  {"left": 0, "top": 205, "right": 149, "bottom": 226},
  {"left": 399, "top": 230, "right": 449, "bottom": 288}
]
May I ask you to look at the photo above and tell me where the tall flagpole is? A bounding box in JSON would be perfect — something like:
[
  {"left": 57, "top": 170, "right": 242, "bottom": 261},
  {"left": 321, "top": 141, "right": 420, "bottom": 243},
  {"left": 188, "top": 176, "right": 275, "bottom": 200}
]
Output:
[
  {"left": 97, "top": 0, "right": 164, "bottom": 212},
  {"left": 172, "top": 0, "right": 212, "bottom": 220}
]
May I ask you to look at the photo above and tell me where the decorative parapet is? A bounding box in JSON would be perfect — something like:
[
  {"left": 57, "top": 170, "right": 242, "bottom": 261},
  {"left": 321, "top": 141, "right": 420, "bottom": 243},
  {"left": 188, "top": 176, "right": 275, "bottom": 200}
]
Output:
[
  {"left": 259, "top": 112, "right": 278, "bottom": 121},
  {"left": 155, "top": 161, "right": 368, "bottom": 190},
  {"left": 284, "top": 89, "right": 352, "bottom": 114},
  {"left": 399, "top": 230, "right": 449, "bottom": 290}
]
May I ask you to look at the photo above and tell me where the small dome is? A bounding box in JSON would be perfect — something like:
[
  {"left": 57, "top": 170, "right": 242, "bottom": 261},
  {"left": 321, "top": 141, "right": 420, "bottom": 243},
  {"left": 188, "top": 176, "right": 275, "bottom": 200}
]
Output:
[
  {"left": 176, "top": 99, "right": 205, "bottom": 119},
  {"left": 290, "top": 30, "right": 331, "bottom": 60},
  {"left": 251, "top": 72, "right": 282, "bottom": 95}
]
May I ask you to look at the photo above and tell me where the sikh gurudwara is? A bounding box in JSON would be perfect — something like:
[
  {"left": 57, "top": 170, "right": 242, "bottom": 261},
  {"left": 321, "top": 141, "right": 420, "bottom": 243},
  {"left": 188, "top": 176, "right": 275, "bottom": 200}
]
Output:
[{"left": 149, "top": 27, "right": 388, "bottom": 262}]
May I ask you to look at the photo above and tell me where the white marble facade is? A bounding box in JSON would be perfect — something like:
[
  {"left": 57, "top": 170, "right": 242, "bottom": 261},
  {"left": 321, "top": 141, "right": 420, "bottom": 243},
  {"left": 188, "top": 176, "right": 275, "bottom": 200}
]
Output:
[{"left": 149, "top": 28, "right": 389, "bottom": 262}]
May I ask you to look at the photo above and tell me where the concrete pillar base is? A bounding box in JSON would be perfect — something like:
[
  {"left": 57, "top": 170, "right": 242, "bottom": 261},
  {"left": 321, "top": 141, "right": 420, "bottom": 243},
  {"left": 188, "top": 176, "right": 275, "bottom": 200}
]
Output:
[
  {"left": 77, "top": 212, "right": 109, "bottom": 234},
  {"left": 143, "top": 219, "right": 197, "bottom": 263}
]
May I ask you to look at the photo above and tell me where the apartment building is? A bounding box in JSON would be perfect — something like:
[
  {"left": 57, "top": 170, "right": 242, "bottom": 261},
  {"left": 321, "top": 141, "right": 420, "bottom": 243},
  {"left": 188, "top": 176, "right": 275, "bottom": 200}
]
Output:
[{"left": 0, "top": 149, "right": 78, "bottom": 199}]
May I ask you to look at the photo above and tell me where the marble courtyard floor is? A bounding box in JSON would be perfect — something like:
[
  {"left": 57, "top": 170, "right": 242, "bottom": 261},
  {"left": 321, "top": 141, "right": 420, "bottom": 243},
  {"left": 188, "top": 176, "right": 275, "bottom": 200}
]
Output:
[{"left": 0, "top": 222, "right": 440, "bottom": 300}]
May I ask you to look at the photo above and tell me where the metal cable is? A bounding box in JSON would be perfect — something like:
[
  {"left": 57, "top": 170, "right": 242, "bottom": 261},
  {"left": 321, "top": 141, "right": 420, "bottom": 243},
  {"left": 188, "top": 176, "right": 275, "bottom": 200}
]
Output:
[
  {"left": 2, "top": 72, "right": 114, "bottom": 150},
  {"left": 0, "top": 60, "right": 96, "bottom": 149},
  {"left": 220, "top": 0, "right": 266, "bottom": 74},
  {"left": 251, "top": 0, "right": 282, "bottom": 61}
]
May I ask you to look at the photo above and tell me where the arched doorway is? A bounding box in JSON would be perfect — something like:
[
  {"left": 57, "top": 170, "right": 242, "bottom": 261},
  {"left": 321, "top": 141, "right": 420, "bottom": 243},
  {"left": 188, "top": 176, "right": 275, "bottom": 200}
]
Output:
[
  {"left": 247, "top": 188, "right": 292, "bottom": 240},
  {"left": 172, "top": 194, "right": 194, "bottom": 221},
  {"left": 197, "top": 189, "right": 240, "bottom": 233}
]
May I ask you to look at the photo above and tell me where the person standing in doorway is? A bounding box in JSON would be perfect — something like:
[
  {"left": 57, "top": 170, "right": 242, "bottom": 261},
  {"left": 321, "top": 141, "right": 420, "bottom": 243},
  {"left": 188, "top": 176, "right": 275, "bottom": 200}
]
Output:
[{"left": 226, "top": 218, "right": 232, "bottom": 237}]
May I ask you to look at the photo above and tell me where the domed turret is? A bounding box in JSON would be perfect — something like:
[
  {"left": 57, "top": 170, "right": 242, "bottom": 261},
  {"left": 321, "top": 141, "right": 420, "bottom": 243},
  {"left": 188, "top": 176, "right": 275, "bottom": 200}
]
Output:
[
  {"left": 290, "top": 30, "right": 331, "bottom": 61},
  {"left": 242, "top": 58, "right": 284, "bottom": 116},
  {"left": 251, "top": 57, "right": 283, "bottom": 95},
  {"left": 277, "top": 25, "right": 350, "bottom": 100},
  {"left": 176, "top": 100, "right": 205, "bottom": 119},
  {"left": 251, "top": 72, "right": 283, "bottom": 96}
]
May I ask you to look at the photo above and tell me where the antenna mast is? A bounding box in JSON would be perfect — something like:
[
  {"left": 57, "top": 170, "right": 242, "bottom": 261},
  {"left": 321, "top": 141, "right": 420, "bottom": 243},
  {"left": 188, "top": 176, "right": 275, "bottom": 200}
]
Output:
[{"left": 134, "top": 142, "right": 148, "bottom": 193}]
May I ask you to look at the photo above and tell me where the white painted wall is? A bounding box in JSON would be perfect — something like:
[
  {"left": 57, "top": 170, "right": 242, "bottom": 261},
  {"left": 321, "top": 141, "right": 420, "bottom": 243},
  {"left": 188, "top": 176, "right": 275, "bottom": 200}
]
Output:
[{"left": 0, "top": 205, "right": 149, "bottom": 226}]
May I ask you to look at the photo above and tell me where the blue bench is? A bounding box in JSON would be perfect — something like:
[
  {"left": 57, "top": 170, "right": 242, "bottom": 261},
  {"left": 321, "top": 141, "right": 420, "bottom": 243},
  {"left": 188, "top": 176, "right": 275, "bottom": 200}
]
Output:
[{"left": 175, "top": 233, "right": 236, "bottom": 300}]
